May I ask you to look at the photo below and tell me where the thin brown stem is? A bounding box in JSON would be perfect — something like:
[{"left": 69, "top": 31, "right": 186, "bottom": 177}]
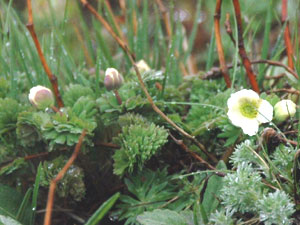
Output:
[
  {"left": 224, "top": 13, "right": 236, "bottom": 44},
  {"left": 27, "top": 0, "right": 33, "bottom": 24},
  {"left": 104, "top": 0, "right": 126, "bottom": 41},
  {"left": 154, "top": 0, "right": 172, "bottom": 38},
  {"left": 74, "top": 25, "right": 93, "bottom": 67},
  {"left": 95, "top": 141, "right": 120, "bottom": 149},
  {"left": 252, "top": 59, "right": 298, "bottom": 79},
  {"left": 265, "top": 73, "right": 285, "bottom": 80},
  {"left": 282, "top": 0, "right": 294, "bottom": 69},
  {"left": 132, "top": 4, "right": 138, "bottom": 36},
  {"left": 43, "top": 130, "right": 86, "bottom": 225},
  {"left": 154, "top": 0, "right": 188, "bottom": 76},
  {"left": 80, "top": 0, "right": 217, "bottom": 163},
  {"left": 278, "top": 136, "right": 297, "bottom": 146},
  {"left": 266, "top": 88, "right": 300, "bottom": 96},
  {"left": 113, "top": 90, "right": 122, "bottom": 105},
  {"left": 232, "top": 0, "right": 259, "bottom": 93},
  {"left": 51, "top": 106, "right": 63, "bottom": 116},
  {"left": 202, "top": 59, "right": 298, "bottom": 80},
  {"left": 169, "top": 133, "right": 216, "bottom": 171},
  {"left": 24, "top": 152, "right": 48, "bottom": 161},
  {"left": 26, "top": 0, "right": 64, "bottom": 108},
  {"left": 80, "top": 0, "right": 135, "bottom": 59},
  {"left": 119, "top": 0, "right": 126, "bottom": 17},
  {"left": 1, "top": 152, "right": 49, "bottom": 169},
  {"left": 214, "top": 0, "right": 231, "bottom": 88},
  {"left": 221, "top": 146, "right": 235, "bottom": 163}
]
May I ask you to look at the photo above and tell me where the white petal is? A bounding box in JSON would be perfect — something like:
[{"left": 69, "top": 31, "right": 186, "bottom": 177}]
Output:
[
  {"left": 227, "top": 89, "right": 259, "bottom": 109},
  {"left": 240, "top": 120, "right": 259, "bottom": 136},
  {"left": 227, "top": 107, "right": 259, "bottom": 136},
  {"left": 227, "top": 106, "right": 245, "bottom": 127},
  {"left": 257, "top": 100, "right": 273, "bottom": 124}
]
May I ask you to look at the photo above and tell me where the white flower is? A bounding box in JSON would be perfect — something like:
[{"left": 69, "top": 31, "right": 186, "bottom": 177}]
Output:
[
  {"left": 28, "top": 85, "right": 54, "bottom": 110},
  {"left": 104, "top": 68, "right": 124, "bottom": 91},
  {"left": 227, "top": 89, "right": 273, "bottom": 136},
  {"left": 274, "top": 100, "right": 296, "bottom": 122}
]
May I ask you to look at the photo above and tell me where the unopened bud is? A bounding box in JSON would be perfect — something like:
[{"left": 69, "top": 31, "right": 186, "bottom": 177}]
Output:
[
  {"left": 104, "top": 68, "right": 123, "bottom": 91},
  {"left": 28, "top": 85, "right": 54, "bottom": 110},
  {"left": 274, "top": 99, "right": 296, "bottom": 122},
  {"left": 136, "top": 60, "right": 151, "bottom": 73}
]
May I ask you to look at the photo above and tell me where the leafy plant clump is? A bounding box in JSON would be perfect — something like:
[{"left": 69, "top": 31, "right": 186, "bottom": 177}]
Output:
[{"left": 113, "top": 113, "right": 168, "bottom": 176}]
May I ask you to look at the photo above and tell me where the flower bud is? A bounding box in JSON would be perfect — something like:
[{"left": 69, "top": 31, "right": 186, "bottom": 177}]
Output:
[
  {"left": 104, "top": 68, "right": 124, "bottom": 91},
  {"left": 28, "top": 85, "right": 54, "bottom": 110},
  {"left": 136, "top": 60, "right": 151, "bottom": 73},
  {"left": 274, "top": 100, "right": 296, "bottom": 122}
]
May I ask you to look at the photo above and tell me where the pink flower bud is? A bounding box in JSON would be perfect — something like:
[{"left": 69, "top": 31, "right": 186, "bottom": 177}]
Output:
[
  {"left": 104, "top": 68, "right": 124, "bottom": 91},
  {"left": 28, "top": 85, "right": 54, "bottom": 110}
]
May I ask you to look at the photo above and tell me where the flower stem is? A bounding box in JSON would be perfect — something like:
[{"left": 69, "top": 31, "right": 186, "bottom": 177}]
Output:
[
  {"left": 51, "top": 106, "right": 63, "bottom": 116},
  {"left": 113, "top": 90, "right": 122, "bottom": 105}
]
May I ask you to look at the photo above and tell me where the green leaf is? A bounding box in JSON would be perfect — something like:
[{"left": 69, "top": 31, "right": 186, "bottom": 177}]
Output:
[
  {"left": 63, "top": 84, "right": 95, "bottom": 107},
  {"left": 0, "top": 98, "right": 23, "bottom": 130},
  {"left": 16, "top": 188, "right": 32, "bottom": 223},
  {"left": 199, "top": 203, "right": 208, "bottom": 224},
  {"left": 0, "top": 184, "right": 30, "bottom": 224},
  {"left": 0, "top": 158, "right": 26, "bottom": 176},
  {"left": 30, "top": 163, "right": 42, "bottom": 225},
  {"left": 85, "top": 192, "right": 120, "bottom": 225},
  {"left": 137, "top": 209, "right": 188, "bottom": 225},
  {"left": 116, "top": 168, "right": 176, "bottom": 224},
  {"left": 0, "top": 215, "right": 22, "bottom": 225},
  {"left": 202, "top": 161, "right": 226, "bottom": 217},
  {"left": 113, "top": 114, "right": 168, "bottom": 176}
]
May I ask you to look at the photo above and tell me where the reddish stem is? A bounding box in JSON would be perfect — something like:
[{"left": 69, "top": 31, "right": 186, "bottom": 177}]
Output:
[
  {"left": 24, "top": 152, "right": 48, "bottom": 161},
  {"left": 214, "top": 0, "right": 231, "bottom": 88},
  {"left": 232, "top": 0, "right": 260, "bottom": 93},
  {"left": 282, "top": 0, "right": 294, "bottom": 69},
  {"left": 43, "top": 130, "right": 86, "bottom": 225},
  {"left": 113, "top": 90, "right": 122, "bottom": 105},
  {"left": 26, "top": 0, "right": 64, "bottom": 108}
]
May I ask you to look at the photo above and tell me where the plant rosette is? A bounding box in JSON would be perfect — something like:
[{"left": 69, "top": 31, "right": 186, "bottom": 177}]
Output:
[
  {"left": 28, "top": 85, "right": 54, "bottom": 110},
  {"left": 274, "top": 99, "right": 296, "bottom": 122},
  {"left": 227, "top": 89, "right": 273, "bottom": 136}
]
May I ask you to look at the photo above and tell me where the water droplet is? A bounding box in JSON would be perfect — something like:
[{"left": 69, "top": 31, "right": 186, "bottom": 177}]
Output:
[
  {"left": 47, "top": 163, "right": 54, "bottom": 170},
  {"left": 109, "top": 215, "right": 118, "bottom": 221},
  {"left": 5, "top": 42, "right": 10, "bottom": 47}
]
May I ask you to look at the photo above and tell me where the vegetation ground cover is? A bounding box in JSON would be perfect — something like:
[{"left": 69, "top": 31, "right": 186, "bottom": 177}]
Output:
[{"left": 0, "top": 0, "right": 300, "bottom": 224}]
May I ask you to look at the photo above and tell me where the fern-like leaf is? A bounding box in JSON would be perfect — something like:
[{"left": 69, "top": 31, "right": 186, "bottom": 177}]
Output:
[{"left": 113, "top": 114, "right": 168, "bottom": 176}]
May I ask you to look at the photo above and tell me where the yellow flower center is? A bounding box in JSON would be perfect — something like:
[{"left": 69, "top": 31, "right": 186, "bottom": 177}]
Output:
[{"left": 239, "top": 98, "right": 260, "bottom": 118}]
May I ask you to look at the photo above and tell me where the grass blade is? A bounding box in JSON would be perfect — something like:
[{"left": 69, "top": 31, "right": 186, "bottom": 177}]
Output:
[
  {"left": 30, "top": 163, "right": 42, "bottom": 225},
  {"left": 84, "top": 192, "right": 120, "bottom": 225}
]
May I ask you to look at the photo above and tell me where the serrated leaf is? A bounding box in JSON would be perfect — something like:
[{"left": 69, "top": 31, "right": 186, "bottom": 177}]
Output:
[
  {"left": 113, "top": 114, "right": 168, "bottom": 176},
  {"left": 63, "top": 84, "right": 95, "bottom": 107}
]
